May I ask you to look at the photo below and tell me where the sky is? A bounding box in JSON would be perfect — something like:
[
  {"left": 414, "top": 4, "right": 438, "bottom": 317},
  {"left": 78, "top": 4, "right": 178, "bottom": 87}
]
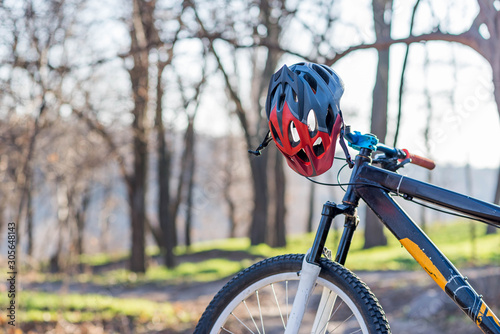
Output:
[
  {"left": 334, "top": 0, "right": 500, "bottom": 169},
  {"left": 193, "top": 0, "right": 500, "bottom": 169}
]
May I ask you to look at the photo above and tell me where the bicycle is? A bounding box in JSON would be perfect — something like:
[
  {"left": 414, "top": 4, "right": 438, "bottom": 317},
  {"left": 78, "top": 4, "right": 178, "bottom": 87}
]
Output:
[{"left": 194, "top": 125, "right": 500, "bottom": 333}]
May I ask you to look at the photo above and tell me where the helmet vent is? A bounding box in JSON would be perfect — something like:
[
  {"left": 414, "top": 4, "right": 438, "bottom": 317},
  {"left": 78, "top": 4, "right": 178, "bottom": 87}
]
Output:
[
  {"left": 313, "top": 137, "right": 325, "bottom": 157},
  {"left": 323, "top": 65, "right": 334, "bottom": 75},
  {"left": 326, "top": 105, "right": 334, "bottom": 135},
  {"left": 288, "top": 121, "right": 300, "bottom": 147},
  {"left": 307, "top": 109, "right": 318, "bottom": 137},
  {"left": 313, "top": 64, "right": 329, "bottom": 84},
  {"left": 303, "top": 73, "right": 317, "bottom": 94},
  {"left": 296, "top": 149, "right": 309, "bottom": 163},
  {"left": 293, "top": 90, "right": 298, "bottom": 103},
  {"left": 278, "top": 92, "right": 286, "bottom": 111},
  {"left": 270, "top": 122, "right": 282, "bottom": 146}
]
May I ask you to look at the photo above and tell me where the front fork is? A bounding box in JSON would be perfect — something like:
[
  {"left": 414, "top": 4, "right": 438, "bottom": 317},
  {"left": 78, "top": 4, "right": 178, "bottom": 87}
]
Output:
[{"left": 284, "top": 201, "right": 358, "bottom": 334}]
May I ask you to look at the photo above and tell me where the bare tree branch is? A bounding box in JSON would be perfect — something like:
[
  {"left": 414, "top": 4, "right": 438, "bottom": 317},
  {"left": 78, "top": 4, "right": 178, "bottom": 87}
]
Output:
[
  {"left": 394, "top": 0, "right": 422, "bottom": 147},
  {"left": 72, "top": 107, "right": 132, "bottom": 191},
  {"left": 191, "top": 4, "right": 253, "bottom": 149},
  {"left": 325, "top": 30, "right": 481, "bottom": 66}
]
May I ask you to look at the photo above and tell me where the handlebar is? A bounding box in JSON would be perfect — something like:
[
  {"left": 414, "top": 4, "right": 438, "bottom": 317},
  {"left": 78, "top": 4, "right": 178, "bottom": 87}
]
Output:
[
  {"left": 344, "top": 128, "right": 436, "bottom": 171},
  {"left": 401, "top": 149, "right": 436, "bottom": 170},
  {"left": 376, "top": 144, "right": 435, "bottom": 170}
]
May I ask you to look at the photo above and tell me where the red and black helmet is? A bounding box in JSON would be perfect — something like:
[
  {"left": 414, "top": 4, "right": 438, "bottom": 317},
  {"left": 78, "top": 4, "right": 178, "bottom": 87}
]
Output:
[{"left": 265, "top": 62, "right": 344, "bottom": 177}]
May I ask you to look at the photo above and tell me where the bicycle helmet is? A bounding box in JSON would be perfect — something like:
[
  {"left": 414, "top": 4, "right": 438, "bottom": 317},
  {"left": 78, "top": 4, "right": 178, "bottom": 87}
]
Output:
[{"left": 265, "top": 62, "right": 344, "bottom": 177}]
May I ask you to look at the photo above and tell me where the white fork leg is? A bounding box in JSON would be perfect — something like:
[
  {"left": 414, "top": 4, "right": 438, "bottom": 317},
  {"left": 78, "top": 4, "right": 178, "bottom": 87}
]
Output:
[
  {"left": 284, "top": 254, "right": 321, "bottom": 334},
  {"left": 311, "top": 287, "right": 338, "bottom": 333}
]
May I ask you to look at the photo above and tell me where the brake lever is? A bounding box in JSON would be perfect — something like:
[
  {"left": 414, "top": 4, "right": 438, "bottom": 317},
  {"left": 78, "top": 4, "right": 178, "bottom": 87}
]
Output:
[
  {"left": 394, "top": 158, "right": 411, "bottom": 170},
  {"left": 373, "top": 155, "right": 411, "bottom": 172}
]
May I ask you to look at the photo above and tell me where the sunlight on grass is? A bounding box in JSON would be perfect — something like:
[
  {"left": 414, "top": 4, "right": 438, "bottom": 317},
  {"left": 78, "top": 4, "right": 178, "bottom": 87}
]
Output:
[
  {"left": 344, "top": 221, "right": 500, "bottom": 271},
  {"left": 180, "top": 221, "right": 500, "bottom": 273},
  {"left": 145, "top": 258, "right": 255, "bottom": 283},
  {"left": 79, "top": 252, "right": 128, "bottom": 267},
  {"left": 71, "top": 257, "right": 255, "bottom": 286},
  {"left": 0, "top": 291, "right": 196, "bottom": 326},
  {"left": 16, "top": 221, "right": 499, "bottom": 288}
]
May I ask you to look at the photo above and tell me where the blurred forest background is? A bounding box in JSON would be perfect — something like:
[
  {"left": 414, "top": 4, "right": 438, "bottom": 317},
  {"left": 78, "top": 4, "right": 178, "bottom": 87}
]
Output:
[{"left": 1, "top": 0, "right": 500, "bottom": 278}]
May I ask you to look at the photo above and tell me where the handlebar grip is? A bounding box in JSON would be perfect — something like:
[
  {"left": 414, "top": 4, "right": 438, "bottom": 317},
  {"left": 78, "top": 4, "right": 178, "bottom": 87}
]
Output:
[{"left": 402, "top": 149, "right": 436, "bottom": 170}]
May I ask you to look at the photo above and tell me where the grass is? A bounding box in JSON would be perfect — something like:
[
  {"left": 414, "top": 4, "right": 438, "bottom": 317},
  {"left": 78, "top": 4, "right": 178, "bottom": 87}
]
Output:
[
  {"left": 3, "top": 221, "right": 499, "bottom": 327},
  {"left": 0, "top": 291, "right": 196, "bottom": 328},
  {"left": 17, "top": 221, "right": 500, "bottom": 291},
  {"left": 59, "top": 220, "right": 500, "bottom": 285},
  {"left": 344, "top": 221, "right": 500, "bottom": 270},
  {"left": 164, "top": 220, "right": 500, "bottom": 272},
  {"left": 77, "top": 257, "right": 257, "bottom": 286}
]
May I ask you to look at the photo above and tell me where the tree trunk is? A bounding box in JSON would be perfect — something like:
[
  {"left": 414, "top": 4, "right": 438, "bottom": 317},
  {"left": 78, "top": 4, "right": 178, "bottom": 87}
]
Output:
[
  {"left": 224, "top": 136, "right": 237, "bottom": 238},
  {"left": 158, "top": 141, "right": 175, "bottom": 267},
  {"left": 225, "top": 191, "right": 237, "bottom": 238},
  {"left": 155, "top": 61, "right": 176, "bottom": 268},
  {"left": 184, "top": 119, "right": 196, "bottom": 248},
  {"left": 75, "top": 187, "right": 91, "bottom": 257},
  {"left": 15, "top": 101, "right": 45, "bottom": 254},
  {"left": 249, "top": 154, "right": 269, "bottom": 245},
  {"left": 247, "top": 0, "right": 284, "bottom": 246},
  {"left": 465, "top": 162, "right": 477, "bottom": 259},
  {"left": 126, "top": 0, "right": 153, "bottom": 273},
  {"left": 268, "top": 147, "right": 286, "bottom": 247},
  {"left": 490, "top": 166, "right": 500, "bottom": 234},
  {"left": 487, "top": 61, "right": 500, "bottom": 234},
  {"left": 364, "top": 0, "right": 392, "bottom": 249},
  {"left": 26, "top": 179, "right": 34, "bottom": 256},
  {"left": 169, "top": 126, "right": 193, "bottom": 247},
  {"left": 128, "top": 159, "right": 147, "bottom": 273},
  {"left": 52, "top": 181, "right": 70, "bottom": 273}
]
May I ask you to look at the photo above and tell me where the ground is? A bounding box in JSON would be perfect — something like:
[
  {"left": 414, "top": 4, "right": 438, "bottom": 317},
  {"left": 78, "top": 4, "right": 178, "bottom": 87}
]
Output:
[{"left": 13, "top": 251, "right": 500, "bottom": 333}]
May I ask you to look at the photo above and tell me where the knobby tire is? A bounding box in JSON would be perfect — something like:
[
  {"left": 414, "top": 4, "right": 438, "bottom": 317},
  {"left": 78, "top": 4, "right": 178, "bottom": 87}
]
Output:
[{"left": 195, "top": 254, "right": 391, "bottom": 334}]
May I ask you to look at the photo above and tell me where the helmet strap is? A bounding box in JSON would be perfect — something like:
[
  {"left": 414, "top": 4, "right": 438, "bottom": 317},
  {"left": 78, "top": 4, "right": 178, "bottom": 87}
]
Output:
[
  {"left": 248, "top": 130, "right": 273, "bottom": 156},
  {"left": 338, "top": 116, "right": 354, "bottom": 168}
]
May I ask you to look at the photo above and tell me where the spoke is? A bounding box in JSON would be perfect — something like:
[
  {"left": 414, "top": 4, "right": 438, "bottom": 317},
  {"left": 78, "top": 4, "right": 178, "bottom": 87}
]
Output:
[
  {"left": 243, "top": 300, "right": 261, "bottom": 334},
  {"left": 271, "top": 283, "right": 287, "bottom": 329},
  {"left": 348, "top": 328, "right": 362, "bottom": 334},
  {"left": 317, "top": 299, "right": 345, "bottom": 333},
  {"left": 221, "top": 326, "right": 235, "bottom": 333},
  {"left": 256, "top": 290, "right": 266, "bottom": 334},
  {"left": 329, "top": 299, "right": 345, "bottom": 321},
  {"left": 330, "top": 313, "right": 355, "bottom": 333},
  {"left": 286, "top": 281, "right": 289, "bottom": 323},
  {"left": 229, "top": 312, "right": 256, "bottom": 333}
]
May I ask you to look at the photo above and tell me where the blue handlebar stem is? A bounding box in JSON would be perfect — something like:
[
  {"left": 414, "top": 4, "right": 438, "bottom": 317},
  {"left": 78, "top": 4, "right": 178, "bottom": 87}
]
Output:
[{"left": 344, "top": 130, "right": 379, "bottom": 152}]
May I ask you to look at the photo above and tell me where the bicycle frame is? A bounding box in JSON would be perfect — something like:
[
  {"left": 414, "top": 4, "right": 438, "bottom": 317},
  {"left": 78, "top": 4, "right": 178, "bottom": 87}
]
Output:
[{"left": 303, "top": 148, "right": 500, "bottom": 334}]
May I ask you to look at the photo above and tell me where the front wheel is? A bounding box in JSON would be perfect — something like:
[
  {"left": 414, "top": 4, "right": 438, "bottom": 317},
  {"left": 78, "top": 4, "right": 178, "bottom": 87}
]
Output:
[{"left": 195, "top": 254, "right": 390, "bottom": 333}]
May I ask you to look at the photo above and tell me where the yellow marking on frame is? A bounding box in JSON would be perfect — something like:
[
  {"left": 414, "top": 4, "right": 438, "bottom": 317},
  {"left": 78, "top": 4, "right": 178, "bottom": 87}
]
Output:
[
  {"left": 399, "top": 238, "right": 447, "bottom": 290},
  {"left": 487, "top": 308, "right": 500, "bottom": 327},
  {"left": 476, "top": 301, "right": 500, "bottom": 328},
  {"left": 477, "top": 303, "right": 488, "bottom": 327}
]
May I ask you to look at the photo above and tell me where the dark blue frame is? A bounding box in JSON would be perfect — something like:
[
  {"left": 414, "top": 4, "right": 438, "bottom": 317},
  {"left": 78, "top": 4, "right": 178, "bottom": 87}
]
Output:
[{"left": 307, "top": 147, "right": 500, "bottom": 333}]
